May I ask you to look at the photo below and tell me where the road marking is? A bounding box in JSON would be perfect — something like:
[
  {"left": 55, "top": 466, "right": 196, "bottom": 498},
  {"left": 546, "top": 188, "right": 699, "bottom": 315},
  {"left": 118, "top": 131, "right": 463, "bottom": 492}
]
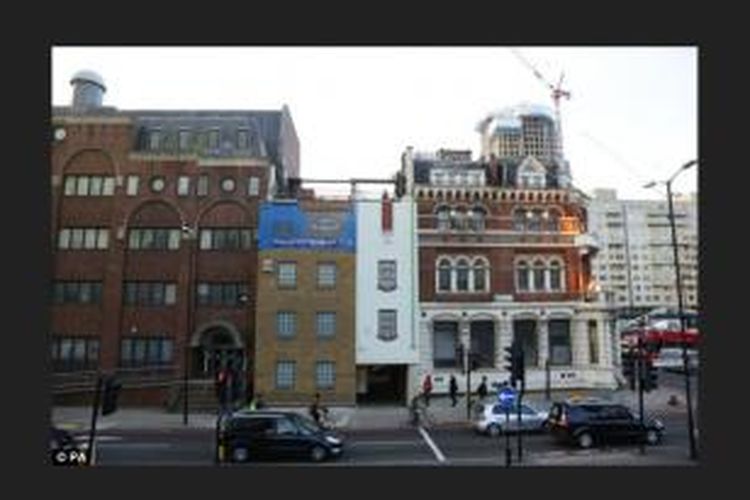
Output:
[
  {"left": 349, "top": 440, "right": 424, "bottom": 447},
  {"left": 75, "top": 435, "right": 123, "bottom": 443},
  {"left": 418, "top": 426, "right": 446, "bottom": 463},
  {"left": 444, "top": 456, "right": 504, "bottom": 465}
]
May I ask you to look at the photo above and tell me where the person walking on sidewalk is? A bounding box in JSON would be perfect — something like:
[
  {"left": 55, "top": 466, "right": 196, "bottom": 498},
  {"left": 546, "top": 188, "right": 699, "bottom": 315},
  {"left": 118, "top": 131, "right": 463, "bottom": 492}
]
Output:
[
  {"left": 449, "top": 375, "right": 458, "bottom": 407},
  {"left": 254, "top": 393, "right": 266, "bottom": 410},
  {"left": 422, "top": 374, "right": 433, "bottom": 407},
  {"left": 309, "top": 393, "right": 323, "bottom": 425},
  {"left": 477, "top": 376, "right": 488, "bottom": 402}
]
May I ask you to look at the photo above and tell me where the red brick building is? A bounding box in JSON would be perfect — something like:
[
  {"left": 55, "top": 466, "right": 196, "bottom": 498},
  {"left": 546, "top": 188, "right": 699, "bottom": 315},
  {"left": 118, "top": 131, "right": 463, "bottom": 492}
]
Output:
[
  {"left": 50, "top": 71, "right": 299, "bottom": 407},
  {"left": 402, "top": 105, "right": 617, "bottom": 395}
]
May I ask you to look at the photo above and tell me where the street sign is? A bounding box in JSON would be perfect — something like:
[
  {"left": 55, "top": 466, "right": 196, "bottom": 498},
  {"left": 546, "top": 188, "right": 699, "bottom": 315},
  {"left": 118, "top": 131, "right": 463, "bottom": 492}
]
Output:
[{"left": 498, "top": 386, "right": 517, "bottom": 410}]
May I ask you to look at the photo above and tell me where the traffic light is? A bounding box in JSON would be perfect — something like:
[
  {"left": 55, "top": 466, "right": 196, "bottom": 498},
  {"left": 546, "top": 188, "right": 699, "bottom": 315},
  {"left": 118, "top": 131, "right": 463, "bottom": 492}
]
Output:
[
  {"left": 469, "top": 353, "right": 480, "bottom": 372},
  {"left": 504, "top": 344, "right": 514, "bottom": 376},
  {"left": 513, "top": 344, "right": 525, "bottom": 388},
  {"left": 101, "top": 376, "right": 122, "bottom": 416},
  {"left": 503, "top": 341, "right": 524, "bottom": 388},
  {"left": 395, "top": 172, "right": 406, "bottom": 198},
  {"left": 621, "top": 351, "right": 636, "bottom": 391},
  {"left": 215, "top": 369, "right": 229, "bottom": 405},
  {"left": 643, "top": 359, "right": 658, "bottom": 392},
  {"left": 456, "top": 344, "right": 466, "bottom": 371},
  {"left": 231, "top": 371, "right": 243, "bottom": 403}
]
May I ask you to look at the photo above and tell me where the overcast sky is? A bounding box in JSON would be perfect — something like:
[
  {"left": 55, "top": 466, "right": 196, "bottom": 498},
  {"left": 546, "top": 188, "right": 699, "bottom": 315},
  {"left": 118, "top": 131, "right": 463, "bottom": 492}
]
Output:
[{"left": 52, "top": 46, "right": 697, "bottom": 200}]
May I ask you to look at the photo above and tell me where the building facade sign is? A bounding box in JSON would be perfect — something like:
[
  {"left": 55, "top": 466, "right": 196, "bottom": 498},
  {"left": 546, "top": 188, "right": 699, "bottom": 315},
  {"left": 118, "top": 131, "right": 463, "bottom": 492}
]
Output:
[{"left": 258, "top": 202, "right": 356, "bottom": 251}]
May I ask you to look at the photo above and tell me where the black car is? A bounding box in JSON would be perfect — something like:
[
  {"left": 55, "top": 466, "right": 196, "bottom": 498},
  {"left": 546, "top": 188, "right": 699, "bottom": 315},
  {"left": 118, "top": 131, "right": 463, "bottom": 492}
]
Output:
[
  {"left": 546, "top": 399, "right": 665, "bottom": 449},
  {"left": 218, "top": 411, "right": 344, "bottom": 463},
  {"left": 49, "top": 427, "right": 87, "bottom": 466}
]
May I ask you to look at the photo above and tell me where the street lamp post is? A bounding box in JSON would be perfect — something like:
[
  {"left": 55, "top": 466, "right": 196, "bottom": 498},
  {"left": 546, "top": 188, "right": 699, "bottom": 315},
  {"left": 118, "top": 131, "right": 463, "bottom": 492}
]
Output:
[
  {"left": 182, "top": 223, "right": 196, "bottom": 426},
  {"left": 644, "top": 159, "right": 698, "bottom": 460}
]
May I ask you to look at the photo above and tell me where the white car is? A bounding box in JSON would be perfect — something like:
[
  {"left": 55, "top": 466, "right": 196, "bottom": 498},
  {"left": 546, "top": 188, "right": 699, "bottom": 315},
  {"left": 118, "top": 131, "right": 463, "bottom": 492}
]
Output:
[
  {"left": 474, "top": 402, "right": 549, "bottom": 437},
  {"left": 653, "top": 348, "right": 699, "bottom": 371}
]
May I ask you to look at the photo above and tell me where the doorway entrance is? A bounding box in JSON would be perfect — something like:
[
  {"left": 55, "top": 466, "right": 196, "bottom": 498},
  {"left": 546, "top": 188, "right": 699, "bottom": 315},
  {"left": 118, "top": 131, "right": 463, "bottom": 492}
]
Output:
[
  {"left": 357, "top": 365, "right": 407, "bottom": 405},
  {"left": 191, "top": 324, "right": 245, "bottom": 379}
]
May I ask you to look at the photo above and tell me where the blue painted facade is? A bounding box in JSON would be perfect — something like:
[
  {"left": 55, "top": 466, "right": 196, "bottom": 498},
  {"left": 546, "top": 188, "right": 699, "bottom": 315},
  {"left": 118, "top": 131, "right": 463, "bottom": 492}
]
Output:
[{"left": 258, "top": 201, "right": 355, "bottom": 252}]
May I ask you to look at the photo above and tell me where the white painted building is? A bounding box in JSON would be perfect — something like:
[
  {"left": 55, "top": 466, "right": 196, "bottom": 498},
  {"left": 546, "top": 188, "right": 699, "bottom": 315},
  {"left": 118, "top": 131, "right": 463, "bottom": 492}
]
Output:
[
  {"left": 587, "top": 188, "right": 699, "bottom": 314},
  {"left": 355, "top": 194, "right": 420, "bottom": 404},
  {"left": 417, "top": 303, "right": 618, "bottom": 395}
]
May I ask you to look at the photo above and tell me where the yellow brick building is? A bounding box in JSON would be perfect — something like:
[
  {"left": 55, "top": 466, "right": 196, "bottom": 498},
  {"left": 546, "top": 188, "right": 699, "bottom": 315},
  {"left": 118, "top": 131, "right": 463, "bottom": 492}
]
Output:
[{"left": 254, "top": 200, "right": 356, "bottom": 405}]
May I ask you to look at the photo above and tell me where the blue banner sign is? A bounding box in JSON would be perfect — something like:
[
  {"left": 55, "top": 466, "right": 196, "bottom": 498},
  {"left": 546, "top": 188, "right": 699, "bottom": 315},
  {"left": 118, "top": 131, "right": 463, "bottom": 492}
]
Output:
[{"left": 258, "top": 202, "right": 356, "bottom": 252}]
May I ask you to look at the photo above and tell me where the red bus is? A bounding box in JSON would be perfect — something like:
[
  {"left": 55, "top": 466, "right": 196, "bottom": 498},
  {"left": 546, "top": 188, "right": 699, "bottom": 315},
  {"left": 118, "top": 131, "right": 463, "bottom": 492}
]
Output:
[{"left": 620, "top": 308, "right": 699, "bottom": 352}]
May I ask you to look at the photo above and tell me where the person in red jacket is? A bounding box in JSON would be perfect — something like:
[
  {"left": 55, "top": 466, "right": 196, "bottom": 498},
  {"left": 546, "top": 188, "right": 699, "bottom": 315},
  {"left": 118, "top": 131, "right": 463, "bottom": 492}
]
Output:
[{"left": 422, "top": 374, "right": 433, "bottom": 406}]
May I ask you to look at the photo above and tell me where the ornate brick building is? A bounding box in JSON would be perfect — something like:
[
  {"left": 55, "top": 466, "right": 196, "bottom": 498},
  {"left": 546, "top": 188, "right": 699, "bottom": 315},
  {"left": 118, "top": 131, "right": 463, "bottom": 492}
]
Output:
[
  {"left": 51, "top": 71, "right": 299, "bottom": 406},
  {"left": 402, "top": 104, "right": 617, "bottom": 395}
]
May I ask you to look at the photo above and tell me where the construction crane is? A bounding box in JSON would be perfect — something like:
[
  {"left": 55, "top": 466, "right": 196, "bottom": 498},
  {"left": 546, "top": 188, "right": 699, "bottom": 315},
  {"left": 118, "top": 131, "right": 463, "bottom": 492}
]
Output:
[{"left": 510, "top": 48, "right": 571, "bottom": 161}]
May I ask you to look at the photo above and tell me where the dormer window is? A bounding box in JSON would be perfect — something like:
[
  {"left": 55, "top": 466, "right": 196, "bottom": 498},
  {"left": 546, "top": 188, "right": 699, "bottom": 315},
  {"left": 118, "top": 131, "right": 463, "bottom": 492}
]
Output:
[
  {"left": 517, "top": 156, "right": 547, "bottom": 188},
  {"left": 208, "top": 129, "right": 220, "bottom": 150},
  {"left": 149, "top": 130, "right": 160, "bottom": 151},
  {"left": 520, "top": 173, "right": 545, "bottom": 188},
  {"left": 179, "top": 129, "right": 190, "bottom": 150},
  {"left": 237, "top": 129, "right": 249, "bottom": 150}
]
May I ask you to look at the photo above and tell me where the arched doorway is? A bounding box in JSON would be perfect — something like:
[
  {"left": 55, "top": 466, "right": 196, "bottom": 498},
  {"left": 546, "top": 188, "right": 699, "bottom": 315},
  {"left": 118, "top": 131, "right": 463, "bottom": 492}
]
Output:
[{"left": 190, "top": 322, "right": 245, "bottom": 379}]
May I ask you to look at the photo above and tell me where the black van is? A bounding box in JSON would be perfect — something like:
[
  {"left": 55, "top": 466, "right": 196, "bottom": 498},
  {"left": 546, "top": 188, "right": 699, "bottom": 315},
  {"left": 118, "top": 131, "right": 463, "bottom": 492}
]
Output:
[
  {"left": 546, "top": 399, "right": 665, "bottom": 449},
  {"left": 218, "top": 411, "right": 344, "bottom": 463}
]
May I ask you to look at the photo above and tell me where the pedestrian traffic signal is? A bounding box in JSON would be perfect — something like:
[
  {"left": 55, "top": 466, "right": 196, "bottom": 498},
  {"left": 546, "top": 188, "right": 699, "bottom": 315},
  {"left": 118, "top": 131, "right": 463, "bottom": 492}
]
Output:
[
  {"left": 643, "top": 360, "right": 658, "bottom": 392},
  {"left": 101, "top": 376, "right": 122, "bottom": 416},
  {"left": 621, "top": 352, "right": 636, "bottom": 391},
  {"left": 503, "top": 341, "right": 525, "bottom": 388}
]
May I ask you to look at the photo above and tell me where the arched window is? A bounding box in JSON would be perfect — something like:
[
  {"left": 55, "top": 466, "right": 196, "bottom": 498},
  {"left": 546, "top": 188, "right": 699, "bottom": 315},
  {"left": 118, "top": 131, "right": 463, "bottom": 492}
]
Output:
[
  {"left": 513, "top": 209, "right": 526, "bottom": 231},
  {"left": 436, "top": 206, "right": 450, "bottom": 231},
  {"left": 547, "top": 209, "right": 561, "bottom": 232},
  {"left": 549, "top": 260, "right": 562, "bottom": 291},
  {"left": 517, "top": 260, "right": 529, "bottom": 291},
  {"left": 469, "top": 206, "right": 486, "bottom": 231},
  {"left": 528, "top": 209, "right": 544, "bottom": 232},
  {"left": 456, "top": 258, "right": 470, "bottom": 291},
  {"left": 450, "top": 207, "right": 466, "bottom": 230},
  {"left": 438, "top": 259, "right": 452, "bottom": 292},
  {"left": 473, "top": 258, "right": 488, "bottom": 292},
  {"left": 533, "top": 259, "right": 546, "bottom": 291}
]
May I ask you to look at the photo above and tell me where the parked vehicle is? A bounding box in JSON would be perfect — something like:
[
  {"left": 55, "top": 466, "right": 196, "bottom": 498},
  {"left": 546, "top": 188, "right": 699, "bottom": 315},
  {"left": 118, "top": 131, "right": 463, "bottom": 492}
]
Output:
[
  {"left": 545, "top": 399, "right": 664, "bottom": 449},
  {"left": 218, "top": 410, "right": 344, "bottom": 463},
  {"left": 49, "top": 427, "right": 87, "bottom": 466},
  {"left": 621, "top": 308, "right": 699, "bottom": 352},
  {"left": 653, "top": 347, "right": 699, "bottom": 372},
  {"left": 474, "top": 402, "right": 549, "bottom": 437}
]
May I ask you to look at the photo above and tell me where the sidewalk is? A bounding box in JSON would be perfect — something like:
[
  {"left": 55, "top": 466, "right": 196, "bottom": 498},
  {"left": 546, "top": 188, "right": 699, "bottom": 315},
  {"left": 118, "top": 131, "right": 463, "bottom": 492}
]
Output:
[
  {"left": 51, "top": 387, "right": 694, "bottom": 432},
  {"left": 521, "top": 448, "right": 697, "bottom": 466}
]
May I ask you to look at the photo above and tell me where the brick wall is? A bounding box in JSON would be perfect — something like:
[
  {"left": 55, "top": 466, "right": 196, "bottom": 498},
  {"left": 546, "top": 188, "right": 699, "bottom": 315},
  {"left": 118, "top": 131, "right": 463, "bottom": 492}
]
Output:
[{"left": 255, "top": 250, "right": 356, "bottom": 405}]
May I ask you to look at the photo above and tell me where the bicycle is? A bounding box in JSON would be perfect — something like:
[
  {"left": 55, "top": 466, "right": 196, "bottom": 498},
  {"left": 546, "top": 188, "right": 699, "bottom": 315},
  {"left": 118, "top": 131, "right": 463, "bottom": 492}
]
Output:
[{"left": 409, "top": 396, "right": 434, "bottom": 428}]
